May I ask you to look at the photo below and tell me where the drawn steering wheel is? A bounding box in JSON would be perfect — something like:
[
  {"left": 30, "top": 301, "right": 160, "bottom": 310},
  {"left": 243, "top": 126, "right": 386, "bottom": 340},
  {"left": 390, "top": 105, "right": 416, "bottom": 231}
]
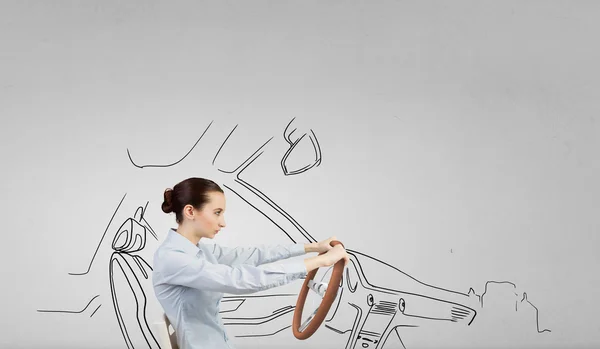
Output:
[{"left": 293, "top": 240, "right": 346, "bottom": 339}]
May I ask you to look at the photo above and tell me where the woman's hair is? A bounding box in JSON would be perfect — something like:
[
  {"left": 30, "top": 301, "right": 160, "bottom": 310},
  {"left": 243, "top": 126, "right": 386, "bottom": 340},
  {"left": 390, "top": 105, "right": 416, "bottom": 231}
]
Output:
[{"left": 162, "top": 177, "right": 224, "bottom": 224}]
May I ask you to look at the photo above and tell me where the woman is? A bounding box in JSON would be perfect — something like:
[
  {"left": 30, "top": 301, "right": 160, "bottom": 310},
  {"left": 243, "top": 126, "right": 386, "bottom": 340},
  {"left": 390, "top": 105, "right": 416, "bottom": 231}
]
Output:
[{"left": 152, "top": 177, "right": 349, "bottom": 349}]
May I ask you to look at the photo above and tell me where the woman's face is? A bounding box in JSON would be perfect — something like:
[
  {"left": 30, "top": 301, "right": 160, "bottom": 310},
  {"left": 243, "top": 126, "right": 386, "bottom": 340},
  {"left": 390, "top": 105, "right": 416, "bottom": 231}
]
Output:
[{"left": 192, "top": 191, "right": 227, "bottom": 239}]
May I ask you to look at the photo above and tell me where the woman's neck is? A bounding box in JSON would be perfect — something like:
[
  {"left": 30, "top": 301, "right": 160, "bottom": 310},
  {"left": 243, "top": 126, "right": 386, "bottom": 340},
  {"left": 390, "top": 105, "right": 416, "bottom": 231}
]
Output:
[{"left": 175, "top": 224, "right": 202, "bottom": 246}]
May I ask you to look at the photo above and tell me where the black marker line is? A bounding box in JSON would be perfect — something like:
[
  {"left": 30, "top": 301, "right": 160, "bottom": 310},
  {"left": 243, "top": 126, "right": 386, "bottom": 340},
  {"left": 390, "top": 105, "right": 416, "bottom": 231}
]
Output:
[
  {"left": 349, "top": 249, "right": 470, "bottom": 298},
  {"left": 135, "top": 255, "right": 153, "bottom": 272},
  {"left": 121, "top": 120, "right": 536, "bottom": 349},
  {"left": 451, "top": 309, "right": 469, "bottom": 315},
  {"left": 127, "top": 120, "right": 213, "bottom": 169},
  {"left": 109, "top": 253, "right": 160, "bottom": 349},
  {"left": 345, "top": 303, "right": 364, "bottom": 349},
  {"left": 132, "top": 255, "right": 149, "bottom": 279},
  {"left": 135, "top": 206, "right": 144, "bottom": 221},
  {"left": 218, "top": 137, "right": 273, "bottom": 174},
  {"left": 392, "top": 327, "right": 407, "bottom": 349},
  {"left": 222, "top": 293, "right": 297, "bottom": 300},
  {"left": 325, "top": 287, "right": 344, "bottom": 323},
  {"left": 84, "top": 120, "right": 548, "bottom": 348},
  {"left": 222, "top": 307, "right": 295, "bottom": 323},
  {"left": 37, "top": 295, "right": 100, "bottom": 314},
  {"left": 234, "top": 177, "right": 317, "bottom": 243},
  {"left": 479, "top": 281, "right": 517, "bottom": 308},
  {"left": 281, "top": 118, "right": 322, "bottom": 173},
  {"left": 217, "top": 122, "right": 543, "bottom": 346},
  {"left": 282, "top": 133, "right": 316, "bottom": 175},
  {"left": 347, "top": 253, "right": 477, "bottom": 325},
  {"left": 213, "top": 127, "right": 489, "bottom": 345},
  {"left": 324, "top": 325, "right": 351, "bottom": 335},
  {"left": 219, "top": 299, "right": 246, "bottom": 314},
  {"left": 309, "top": 129, "right": 323, "bottom": 166},
  {"left": 109, "top": 256, "right": 133, "bottom": 348},
  {"left": 90, "top": 304, "right": 102, "bottom": 318},
  {"left": 280, "top": 122, "right": 323, "bottom": 176},
  {"left": 468, "top": 287, "right": 482, "bottom": 303},
  {"left": 141, "top": 217, "right": 158, "bottom": 241},
  {"left": 521, "top": 292, "right": 551, "bottom": 333},
  {"left": 213, "top": 124, "right": 238, "bottom": 166},
  {"left": 223, "top": 183, "right": 297, "bottom": 243},
  {"left": 111, "top": 219, "right": 148, "bottom": 253},
  {"left": 287, "top": 127, "right": 297, "bottom": 141},
  {"left": 354, "top": 302, "right": 377, "bottom": 342},
  {"left": 404, "top": 313, "right": 456, "bottom": 322},
  {"left": 451, "top": 306, "right": 469, "bottom": 313},
  {"left": 346, "top": 268, "right": 358, "bottom": 293},
  {"left": 360, "top": 329, "right": 381, "bottom": 337},
  {"left": 235, "top": 325, "right": 291, "bottom": 338},
  {"left": 283, "top": 118, "right": 297, "bottom": 145},
  {"left": 281, "top": 132, "right": 308, "bottom": 168},
  {"left": 139, "top": 202, "right": 158, "bottom": 240},
  {"left": 218, "top": 129, "right": 487, "bottom": 346},
  {"left": 215, "top": 129, "right": 318, "bottom": 244},
  {"left": 69, "top": 193, "right": 127, "bottom": 276},
  {"left": 272, "top": 305, "right": 294, "bottom": 314},
  {"left": 229, "top": 162, "right": 476, "bottom": 344}
]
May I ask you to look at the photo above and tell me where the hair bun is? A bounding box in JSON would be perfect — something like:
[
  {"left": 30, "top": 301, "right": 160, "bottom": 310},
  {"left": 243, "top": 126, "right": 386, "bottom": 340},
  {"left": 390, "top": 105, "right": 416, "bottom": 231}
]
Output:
[{"left": 162, "top": 188, "right": 173, "bottom": 213}]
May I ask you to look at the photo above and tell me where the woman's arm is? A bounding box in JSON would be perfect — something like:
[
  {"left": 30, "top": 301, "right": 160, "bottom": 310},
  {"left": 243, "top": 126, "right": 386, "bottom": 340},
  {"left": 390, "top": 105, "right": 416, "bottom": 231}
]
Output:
[
  {"left": 210, "top": 237, "right": 335, "bottom": 266},
  {"left": 303, "top": 254, "right": 325, "bottom": 272},
  {"left": 304, "top": 244, "right": 349, "bottom": 272},
  {"left": 303, "top": 242, "right": 320, "bottom": 253},
  {"left": 154, "top": 249, "right": 307, "bottom": 295},
  {"left": 211, "top": 242, "right": 314, "bottom": 266},
  {"left": 153, "top": 246, "right": 348, "bottom": 295}
]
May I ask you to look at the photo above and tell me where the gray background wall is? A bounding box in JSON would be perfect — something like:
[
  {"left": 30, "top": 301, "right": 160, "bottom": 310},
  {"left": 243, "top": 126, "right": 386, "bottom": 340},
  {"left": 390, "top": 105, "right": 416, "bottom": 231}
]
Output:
[{"left": 1, "top": 1, "right": 598, "bottom": 348}]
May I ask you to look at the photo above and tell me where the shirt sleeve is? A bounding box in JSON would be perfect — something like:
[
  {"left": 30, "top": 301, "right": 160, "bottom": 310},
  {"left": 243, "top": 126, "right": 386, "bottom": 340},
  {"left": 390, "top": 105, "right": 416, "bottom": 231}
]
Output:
[
  {"left": 154, "top": 249, "right": 308, "bottom": 295},
  {"left": 209, "top": 243, "right": 306, "bottom": 266}
]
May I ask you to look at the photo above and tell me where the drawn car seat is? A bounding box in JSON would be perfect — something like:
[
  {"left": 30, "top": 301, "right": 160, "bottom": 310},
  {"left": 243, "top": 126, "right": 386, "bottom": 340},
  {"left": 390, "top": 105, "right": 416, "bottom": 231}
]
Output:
[{"left": 109, "top": 207, "right": 161, "bottom": 349}]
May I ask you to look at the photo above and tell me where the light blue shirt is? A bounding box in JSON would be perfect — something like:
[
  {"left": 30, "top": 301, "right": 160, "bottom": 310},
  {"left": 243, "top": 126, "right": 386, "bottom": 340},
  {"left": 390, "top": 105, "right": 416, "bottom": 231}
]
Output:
[{"left": 152, "top": 228, "right": 308, "bottom": 349}]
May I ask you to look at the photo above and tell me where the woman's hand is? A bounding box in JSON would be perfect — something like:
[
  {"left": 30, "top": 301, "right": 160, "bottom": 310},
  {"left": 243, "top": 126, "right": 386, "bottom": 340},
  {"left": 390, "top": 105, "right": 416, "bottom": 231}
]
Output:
[
  {"left": 303, "top": 237, "right": 349, "bottom": 272},
  {"left": 321, "top": 244, "right": 349, "bottom": 267},
  {"left": 312, "top": 236, "right": 338, "bottom": 254}
]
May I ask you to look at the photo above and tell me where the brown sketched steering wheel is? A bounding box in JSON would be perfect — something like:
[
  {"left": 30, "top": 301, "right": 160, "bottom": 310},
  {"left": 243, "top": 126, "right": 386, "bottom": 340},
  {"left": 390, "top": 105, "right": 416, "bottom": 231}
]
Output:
[{"left": 293, "top": 240, "right": 346, "bottom": 340}]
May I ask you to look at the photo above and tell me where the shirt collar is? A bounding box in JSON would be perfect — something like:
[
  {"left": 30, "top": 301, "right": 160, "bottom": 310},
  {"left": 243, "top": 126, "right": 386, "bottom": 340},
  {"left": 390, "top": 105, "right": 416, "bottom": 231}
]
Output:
[{"left": 166, "top": 228, "right": 201, "bottom": 256}]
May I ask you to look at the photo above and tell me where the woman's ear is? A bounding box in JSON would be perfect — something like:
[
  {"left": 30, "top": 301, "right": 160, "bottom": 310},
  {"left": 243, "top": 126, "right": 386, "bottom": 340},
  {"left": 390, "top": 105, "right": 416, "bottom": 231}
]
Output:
[{"left": 183, "top": 204, "right": 195, "bottom": 220}]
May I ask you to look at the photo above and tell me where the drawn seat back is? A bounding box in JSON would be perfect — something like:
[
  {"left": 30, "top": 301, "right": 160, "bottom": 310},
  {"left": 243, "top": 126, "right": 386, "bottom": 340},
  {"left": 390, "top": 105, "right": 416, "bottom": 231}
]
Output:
[{"left": 110, "top": 215, "right": 161, "bottom": 349}]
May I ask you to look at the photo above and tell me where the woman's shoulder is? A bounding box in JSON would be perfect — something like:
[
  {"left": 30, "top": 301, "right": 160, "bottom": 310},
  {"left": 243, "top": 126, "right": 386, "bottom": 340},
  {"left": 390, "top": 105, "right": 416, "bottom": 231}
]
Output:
[{"left": 153, "top": 242, "right": 190, "bottom": 265}]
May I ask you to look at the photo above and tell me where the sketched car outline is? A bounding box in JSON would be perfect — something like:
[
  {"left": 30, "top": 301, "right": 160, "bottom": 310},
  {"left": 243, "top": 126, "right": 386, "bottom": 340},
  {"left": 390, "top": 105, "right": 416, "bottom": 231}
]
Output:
[
  {"left": 38, "top": 118, "right": 480, "bottom": 349},
  {"left": 176, "top": 118, "right": 478, "bottom": 349}
]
